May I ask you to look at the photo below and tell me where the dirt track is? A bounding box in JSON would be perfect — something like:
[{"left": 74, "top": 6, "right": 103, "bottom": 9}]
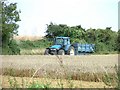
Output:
[{"left": 1, "top": 54, "right": 118, "bottom": 73}]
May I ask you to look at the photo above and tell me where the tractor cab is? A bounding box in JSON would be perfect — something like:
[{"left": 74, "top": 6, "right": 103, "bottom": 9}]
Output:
[{"left": 54, "top": 37, "right": 70, "bottom": 46}]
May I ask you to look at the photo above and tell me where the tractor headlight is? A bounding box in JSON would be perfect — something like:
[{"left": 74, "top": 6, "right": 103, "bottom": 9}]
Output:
[{"left": 50, "top": 48, "right": 56, "bottom": 51}]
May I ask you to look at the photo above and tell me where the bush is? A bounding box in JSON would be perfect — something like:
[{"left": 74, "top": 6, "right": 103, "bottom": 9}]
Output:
[
  {"left": 2, "top": 39, "right": 20, "bottom": 55},
  {"left": 71, "top": 38, "right": 86, "bottom": 44},
  {"left": 19, "top": 39, "right": 53, "bottom": 50},
  {"left": 95, "top": 42, "right": 109, "bottom": 54}
]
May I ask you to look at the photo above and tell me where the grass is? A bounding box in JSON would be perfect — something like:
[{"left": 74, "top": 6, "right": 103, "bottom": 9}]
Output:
[
  {"left": 102, "top": 65, "right": 120, "bottom": 89},
  {"left": 3, "top": 65, "right": 119, "bottom": 88},
  {"left": 3, "top": 75, "right": 113, "bottom": 88},
  {"left": 18, "top": 39, "right": 52, "bottom": 55},
  {"left": 20, "top": 49, "right": 45, "bottom": 55},
  {"left": 18, "top": 39, "right": 52, "bottom": 50},
  {"left": 28, "top": 80, "right": 51, "bottom": 88}
]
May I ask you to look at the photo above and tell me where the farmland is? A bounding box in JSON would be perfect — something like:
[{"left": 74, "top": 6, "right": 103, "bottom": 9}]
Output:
[
  {"left": 2, "top": 75, "right": 113, "bottom": 88},
  {"left": 1, "top": 0, "right": 120, "bottom": 89},
  {"left": 1, "top": 54, "right": 119, "bottom": 88}
]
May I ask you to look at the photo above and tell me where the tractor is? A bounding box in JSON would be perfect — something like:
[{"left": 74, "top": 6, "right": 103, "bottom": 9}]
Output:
[
  {"left": 44, "top": 37, "right": 75, "bottom": 55},
  {"left": 44, "top": 36, "right": 95, "bottom": 55}
]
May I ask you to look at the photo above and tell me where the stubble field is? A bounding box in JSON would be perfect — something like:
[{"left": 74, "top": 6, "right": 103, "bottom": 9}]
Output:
[{"left": 1, "top": 54, "right": 119, "bottom": 88}]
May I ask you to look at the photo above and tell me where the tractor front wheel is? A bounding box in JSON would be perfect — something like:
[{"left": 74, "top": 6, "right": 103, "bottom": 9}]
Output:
[
  {"left": 44, "top": 49, "right": 49, "bottom": 55},
  {"left": 58, "top": 49, "right": 65, "bottom": 55}
]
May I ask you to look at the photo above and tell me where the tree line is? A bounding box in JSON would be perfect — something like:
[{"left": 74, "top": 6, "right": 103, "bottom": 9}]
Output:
[{"left": 45, "top": 22, "right": 120, "bottom": 54}]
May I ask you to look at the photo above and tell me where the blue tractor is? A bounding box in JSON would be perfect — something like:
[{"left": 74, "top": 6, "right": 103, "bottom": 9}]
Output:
[{"left": 44, "top": 37, "right": 95, "bottom": 55}]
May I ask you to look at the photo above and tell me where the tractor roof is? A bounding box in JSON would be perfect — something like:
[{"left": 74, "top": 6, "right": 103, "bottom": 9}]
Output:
[{"left": 56, "top": 36, "right": 70, "bottom": 39}]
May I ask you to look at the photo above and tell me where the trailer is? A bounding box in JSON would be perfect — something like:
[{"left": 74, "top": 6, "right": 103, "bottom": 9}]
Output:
[
  {"left": 73, "top": 43, "right": 95, "bottom": 55},
  {"left": 44, "top": 37, "right": 95, "bottom": 55}
]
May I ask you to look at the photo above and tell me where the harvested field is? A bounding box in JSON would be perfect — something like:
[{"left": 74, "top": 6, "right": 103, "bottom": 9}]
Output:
[
  {"left": 1, "top": 54, "right": 119, "bottom": 88},
  {"left": 2, "top": 55, "right": 118, "bottom": 77},
  {"left": 2, "top": 55, "right": 118, "bottom": 72}
]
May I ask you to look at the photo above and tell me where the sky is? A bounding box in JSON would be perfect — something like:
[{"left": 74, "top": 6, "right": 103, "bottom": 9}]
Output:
[
  {"left": 9, "top": 0, "right": 119, "bottom": 36},
  {"left": 118, "top": 1, "right": 120, "bottom": 29}
]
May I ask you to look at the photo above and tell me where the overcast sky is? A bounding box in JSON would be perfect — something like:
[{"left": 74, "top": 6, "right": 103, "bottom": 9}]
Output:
[{"left": 9, "top": 0, "right": 119, "bottom": 36}]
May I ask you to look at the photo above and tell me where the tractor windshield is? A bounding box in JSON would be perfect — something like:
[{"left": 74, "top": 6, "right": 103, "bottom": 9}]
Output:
[{"left": 55, "top": 38, "right": 64, "bottom": 45}]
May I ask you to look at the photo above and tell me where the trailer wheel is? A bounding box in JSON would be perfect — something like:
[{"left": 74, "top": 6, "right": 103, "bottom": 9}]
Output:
[
  {"left": 44, "top": 49, "right": 49, "bottom": 55},
  {"left": 68, "top": 46, "right": 75, "bottom": 55},
  {"left": 58, "top": 49, "right": 65, "bottom": 55}
]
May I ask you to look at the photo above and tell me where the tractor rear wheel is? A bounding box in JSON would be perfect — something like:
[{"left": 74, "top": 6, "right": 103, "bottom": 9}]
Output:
[
  {"left": 58, "top": 49, "right": 65, "bottom": 55},
  {"left": 44, "top": 49, "right": 49, "bottom": 55},
  {"left": 68, "top": 46, "right": 75, "bottom": 55}
]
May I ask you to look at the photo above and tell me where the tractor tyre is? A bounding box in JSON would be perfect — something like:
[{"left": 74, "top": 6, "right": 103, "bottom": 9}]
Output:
[
  {"left": 68, "top": 46, "right": 75, "bottom": 55},
  {"left": 58, "top": 49, "right": 65, "bottom": 55},
  {"left": 44, "top": 49, "right": 49, "bottom": 55}
]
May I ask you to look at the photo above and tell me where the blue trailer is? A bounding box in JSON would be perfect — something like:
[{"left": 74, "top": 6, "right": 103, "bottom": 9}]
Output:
[
  {"left": 73, "top": 43, "right": 95, "bottom": 55},
  {"left": 44, "top": 37, "right": 95, "bottom": 55}
]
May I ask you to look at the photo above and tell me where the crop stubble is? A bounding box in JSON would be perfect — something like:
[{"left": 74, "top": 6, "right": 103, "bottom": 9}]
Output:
[
  {"left": 1, "top": 54, "right": 119, "bottom": 88},
  {"left": 1, "top": 55, "right": 118, "bottom": 76}
]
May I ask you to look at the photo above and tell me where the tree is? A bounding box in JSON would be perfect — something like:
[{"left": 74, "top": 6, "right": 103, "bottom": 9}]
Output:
[
  {"left": 85, "top": 28, "right": 96, "bottom": 43},
  {"left": 94, "top": 28, "right": 117, "bottom": 53},
  {"left": 118, "top": 29, "right": 120, "bottom": 52},
  {"left": 1, "top": 0, "right": 21, "bottom": 54},
  {"left": 45, "top": 23, "right": 86, "bottom": 43},
  {"left": 0, "top": 1, "right": 2, "bottom": 54}
]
